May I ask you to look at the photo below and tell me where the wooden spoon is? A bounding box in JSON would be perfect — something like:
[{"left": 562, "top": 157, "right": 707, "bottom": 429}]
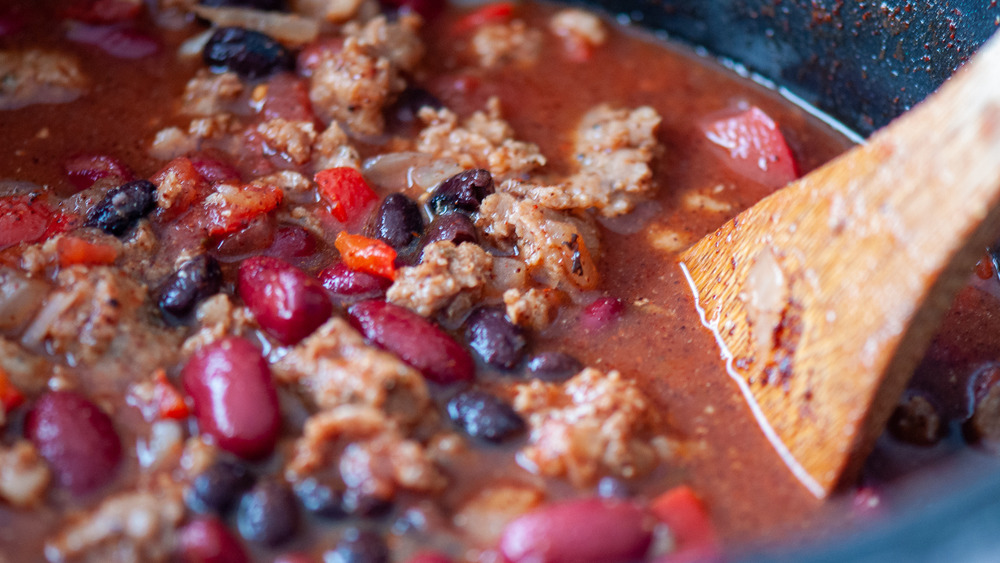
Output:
[{"left": 679, "top": 35, "right": 1000, "bottom": 498}]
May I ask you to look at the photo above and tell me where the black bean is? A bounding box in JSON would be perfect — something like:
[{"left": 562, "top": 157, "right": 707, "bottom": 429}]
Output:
[
  {"left": 294, "top": 478, "right": 347, "bottom": 520},
  {"left": 187, "top": 461, "right": 255, "bottom": 515},
  {"left": 158, "top": 255, "right": 223, "bottom": 324},
  {"left": 388, "top": 87, "right": 443, "bottom": 126},
  {"left": 888, "top": 392, "right": 943, "bottom": 446},
  {"left": 203, "top": 27, "right": 294, "bottom": 80},
  {"left": 429, "top": 169, "right": 494, "bottom": 215},
  {"left": 372, "top": 194, "right": 424, "bottom": 249},
  {"left": 324, "top": 527, "right": 389, "bottom": 563},
  {"left": 237, "top": 479, "right": 299, "bottom": 546},
  {"left": 526, "top": 352, "right": 583, "bottom": 382},
  {"left": 447, "top": 389, "right": 525, "bottom": 443},
  {"left": 422, "top": 213, "right": 477, "bottom": 247},
  {"left": 596, "top": 476, "right": 631, "bottom": 499},
  {"left": 199, "top": 0, "right": 287, "bottom": 11},
  {"left": 465, "top": 307, "right": 526, "bottom": 370},
  {"left": 84, "top": 180, "right": 156, "bottom": 236},
  {"left": 342, "top": 490, "right": 393, "bottom": 518}
]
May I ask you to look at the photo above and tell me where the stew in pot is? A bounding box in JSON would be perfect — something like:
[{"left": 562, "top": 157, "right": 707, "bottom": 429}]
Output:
[{"left": 1, "top": 0, "right": 996, "bottom": 561}]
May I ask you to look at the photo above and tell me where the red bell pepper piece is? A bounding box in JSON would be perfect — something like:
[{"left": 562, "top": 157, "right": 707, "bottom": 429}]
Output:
[
  {"left": 0, "top": 369, "right": 25, "bottom": 413},
  {"left": 56, "top": 236, "right": 119, "bottom": 266},
  {"left": 650, "top": 486, "right": 721, "bottom": 562},
  {"left": 315, "top": 167, "right": 378, "bottom": 223},
  {"left": 334, "top": 232, "right": 397, "bottom": 281},
  {"left": 153, "top": 370, "right": 190, "bottom": 420}
]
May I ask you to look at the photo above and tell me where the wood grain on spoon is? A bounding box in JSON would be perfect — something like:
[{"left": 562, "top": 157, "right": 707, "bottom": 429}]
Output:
[{"left": 679, "top": 36, "right": 1000, "bottom": 498}]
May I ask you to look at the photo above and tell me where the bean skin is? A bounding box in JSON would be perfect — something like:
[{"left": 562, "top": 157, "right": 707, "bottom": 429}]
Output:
[
  {"left": 429, "top": 169, "right": 494, "bottom": 215},
  {"left": 187, "top": 460, "right": 255, "bottom": 515},
  {"left": 84, "top": 179, "right": 157, "bottom": 236},
  {"left": 447, "top": 389, "right": 525, "bottom": 443},
  {"left": 236, "top": 479, "right": 300, "bottom": 547},
  {"left": 422, "top": 213, "right": 477, "bottom": 246},
  {"left": 239, "top": 256, "right": 332, "bottom": 345},
  {"left": 526, "top": 352, "right": 583, "bottom": 382},
  {"left": 372, "top": 193, "right": 424, "bottom": 249},
  {"left": 347, "top": 300, "right": 474, "bottom": 384},
  {"left": 178, "top": 517, "right": 250, "bottom": 563},
  {"left": 465, "top": 307, "right": 526, "bottom": 370},
  {"left": 203, "top": 27, "right": 294, "bottom": 80},
  {"left": 158, "top": 255, "right": 223, "bottom": 324}
]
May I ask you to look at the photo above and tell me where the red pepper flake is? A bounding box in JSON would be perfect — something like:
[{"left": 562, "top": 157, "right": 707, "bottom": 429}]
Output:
[
  {"left": 0, "top": 368, "right": 25, "bottom": 413},
  {"left": 315, "top": 167, "right": 378, "bottom": 224},
  {"left": 335, "top": 231, "right": 397, "bottom": 281},
  {"left": 56, "top": 236, "right": 119, "bottom": 267},
  {"left": 153, "top": 369, "right": 190, "bottom": 420},
  {"left": 453, "top": 2, "right": 515, "bottom": 33}
]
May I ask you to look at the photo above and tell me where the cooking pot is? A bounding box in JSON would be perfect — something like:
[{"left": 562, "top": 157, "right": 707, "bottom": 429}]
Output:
[{"left": 571, "top": 1, "right": 1000, "bottom": 560}]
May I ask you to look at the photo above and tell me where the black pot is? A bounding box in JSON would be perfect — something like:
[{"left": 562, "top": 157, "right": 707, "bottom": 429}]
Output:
[{"left": 574, "top": 1, "right": 1000, "bottom": 561}]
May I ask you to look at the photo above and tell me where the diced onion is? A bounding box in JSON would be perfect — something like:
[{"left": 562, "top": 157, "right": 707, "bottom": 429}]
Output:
[
  {"left": 192, "top": 6, "right": 320, "bottom": 46},
  {"left": 363, "top": 152, "right": 434, "bottom": 189}
]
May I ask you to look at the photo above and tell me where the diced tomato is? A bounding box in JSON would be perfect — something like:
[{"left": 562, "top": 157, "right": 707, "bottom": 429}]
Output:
[
  {"left": 702, "top": 106, "right": 799, "bottom": 189},
  {"left": 0, "top": 369, "right": 25, "bottom": 413},
  {"left": 0, "top": 197, "right": 72, "bottom": 251},
  {"left": 315, "top": 168, "right": 378, "bottom": 224},
  {"left": 260, "top": 74, "right": 317, "bottom": 123},
  {"left": 64, "top": 0, "right": 141, "bottom": 24},
  {"left": 453, "top": 2, "right": 514, "bottom": 33},
  {"left": 334, "top": 232, "right": 397, "bottom": 280},
  {"left": 64, "top": 153, "right": 135, "bottom": 191},
  {"left": 203, "top": 183, "right": 283, "bottom": 237},
  {"left": 650, "top": 486, "right": 720, "bottom": 561},
  {"left": 55, "top": 236, "right": 119, "bottom": 266},
  {"left": 153, "top": 369, "right": 190, "bottom": 420}
]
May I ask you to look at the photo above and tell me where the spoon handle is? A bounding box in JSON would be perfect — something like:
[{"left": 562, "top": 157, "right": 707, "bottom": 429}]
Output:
[{"left": 680, "top": 36, "right": 1000, "bottom": 497}]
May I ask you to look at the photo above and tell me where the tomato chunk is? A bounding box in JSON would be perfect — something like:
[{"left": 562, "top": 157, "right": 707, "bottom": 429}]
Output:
[
  {"left": 650, "top": 486, "right": 720, "bottom": 561},
  {"left": 55, "top": 236, "right": 119, "bottom": 266},
  {"left": 334, "top": 232, "right": 397, "bottom": 281},
  {"left": 203, "top": 183, "right": 283, "bottom": 237},
  {"left": 0, "top": 197, "right": 72, "bottom": 251},
  {"left": 702, "top": 106, "right": 799, "bottom": 188},
  {"left": 315, "top": 167, "right": 378, "bottom": 223},
  {"left": 0, "top": 368, "right": 25, "bottom": 413},
  {"left": 453, "top": 2, "right": 514, "bottom": 33},
  {"left": 153, "top": 369, "right": 190, "bottom": 421}
]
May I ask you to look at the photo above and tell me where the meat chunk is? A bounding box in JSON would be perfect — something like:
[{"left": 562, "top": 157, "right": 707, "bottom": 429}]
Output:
[
  {"left": 506, "top": 105, "right": 661, "bottom": 216},
  {"left": 511, "top": 368, "right": 670, "bottom": 485},
  {"left": 273, "top": 318, "right": 431, "bottom": 426},
  {"left": 45, "top": 482, "right": 185, "bottom": 563},
  {"left": 180, "top": 294, "right": 257, "bottom": 355},
  {"left": 254, "top": 118, "right": 318, "bottom": 165},
  {"left": 0, "top": 441, "right": 50, "bottom": 508},
  {"left": 345, "top": 13, "right": 425, "bottom": 73},
  {"left": 0, "top": 50, "right": 88, "bottom": 110},
  {"left": 477, "top": 192, "right": 599, "bottom": 290},
  {"left": 503, "top": 287, "right": 563, "bottom": 330},
  {"left": 387, "top": 241, "right": 494, "bottom": 319},
  {"left": 472, "top": 21, "right": 542, "bottom": 68},
  {"left": 20, "top": 266, "right": 179, "bottom": 367},
  {"left": 416, "top": 98, "right": 545, "bottom": 181},
  {"left": 286, "top": 405, "right": 446, "bottom": 502},
  {"left": 179, "top": 70, "right": 244, "bottom": 116},
  {"left": 293, "top": 0, "right": 369, "bottom": 23},
  {"left": 309, "top": 38, "right": 401, "bottom": 136},
  {"left": 312, "top": 121, "right": 361, "bottom": 171},
  {"left": 549, "top": 8, "right": 607, "bottom": 58},
  {"left": 453, "top": 483, "right": 545, "bottom": 546}
]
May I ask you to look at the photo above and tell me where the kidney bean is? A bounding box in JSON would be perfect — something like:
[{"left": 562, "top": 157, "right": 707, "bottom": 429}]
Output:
[
  {"left": 405, "top": 553, "right": 453, "bottom": 563},
  {"left": 341, "top": 489, "right": 393, "bottom": 518},
  {"left": 580, "top": 296, "right": 624, "bottom": 332},
  {"left": 500, "top": 498, "right": 654, "bottom": 563},
  {"left": 64, "top": 153, "right": 134, "bottom": 191},
  {"left": 24, "top": 391, "right": 122, "bottom": 496},
  {"left": 267, "top": 225, "right": 317, "bottom": 259},
  {"left": 465, "top": 307, "right": 526, "bottom": 370},
  {"left": 447, "top": 389, "right": 525, "bottom": 443},
  {"left": 182, "top": 337, "right": 280, "bottom": 459},
  {"left": 84, "top": 179, "right": 157, "bottom": 236},
  {"left": 325, "top": 527, "right": 389, "bottom": 563},
  {"left": 238, "top": 256, "right": 332, "bottom": 345},
  {"left": 158, "top": 255, "right": 223, "bottom": 324},
  {"left": 422, "top": 213, "right": 477, "bottom": 246},
  {"left": 319, "top": 262, "right": 392, "bottom": 303},
  {"left": 380, "top": 0, "right": 444, "bottom": 19},
  {"left": 373, "top": 194, "right": 424, "bottom": 249},
  {"left": 429, "top": 169, "right": 494, "bottom": 215},
  {"left": 203, "top": 27, "right": 294, "bottom": 80},
  {"left": 888, "top": 391, "right": 944, "bottom": 446},
  {"left": 187, "top": 460, "right": 255, "bottom": 515},
  {"left": 66, "top": 24, "right": 161, "bottom": 59},
  {"left": 237, "top": 479, "right": 299, "bottom": 546},
  {"left": 274, "top": 554, "right": 315, "bottom": 563},
  {"left": 348, "top": 300, "right": 474, "bottom": 384},
  {"left": 527, "top": 352, "right": 583, "bottom": 382},
  {"left": 178, "top": 517, "right": 250, "bottom": 563},
  {"left": 188, "top": 152, "right": 241, "bottom": 183}
]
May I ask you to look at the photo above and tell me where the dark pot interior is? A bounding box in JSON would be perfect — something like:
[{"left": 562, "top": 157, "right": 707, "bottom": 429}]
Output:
[{"left": 573, "top": 0, "right": 1000, "bottom": 560}]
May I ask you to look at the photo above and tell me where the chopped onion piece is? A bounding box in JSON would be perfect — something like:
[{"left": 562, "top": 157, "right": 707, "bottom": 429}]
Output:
[
  {"left": 178, "top": 28, "right": 214, "bottom": 59},
  {"left": 192, "top": 6, "right": 320, "bottom": 46},
  {"left": 363, "top": 152, "right": 434, "bottom": 189}
]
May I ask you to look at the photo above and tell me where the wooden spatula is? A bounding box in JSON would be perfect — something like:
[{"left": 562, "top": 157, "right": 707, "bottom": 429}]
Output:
[{"left": 679, "top": 35, "right": 1000, "bottom": 498}]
